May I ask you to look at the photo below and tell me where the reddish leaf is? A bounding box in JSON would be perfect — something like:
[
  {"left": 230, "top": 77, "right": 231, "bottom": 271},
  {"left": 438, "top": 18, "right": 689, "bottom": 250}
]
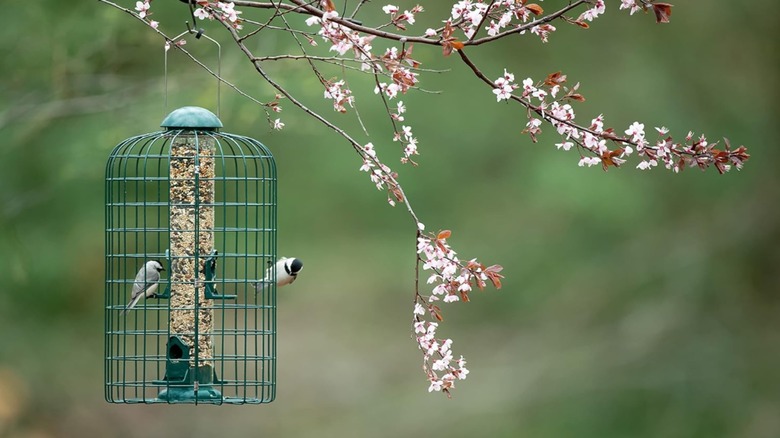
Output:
[
  {"left": 485, "top": 270, "right": 504, "bottom": 289},
  {"left": 391, "top": 187, "right": 404, "bottom": 203},
  {"left": 450, "top": 40, "right": 465, "bottom": 50},
  {"left": 574, "top": 20, "right": 590, "bottom": 29},
  {"left": 441, "top": 43, "right": 453, "bottom": 57},
  {"left": 323, "top": 0, "right": 336, "bottom": 12},
  {"left": 652, "top": 3, "right": 673, "bottom": 23},
  {"left": 600, "top": 148, "right": 625, "bottom": 170},
  {"left": 525, "top": 4, "right": 544, "bottom": 15},
  {"left": 442, "top": 21, "right": 455, "bottom": 40},
  {"left": 437, "top": 230, "right": 452, "bottom": 240},
  {"left": 485, "top": 264, "right": 503, "bottom": 273},
  {"left": 567, "top": 93, "right": 586, "bottom": 102},
  {"left": 544, "top": 71, "right": 567, "bottom": 86}
]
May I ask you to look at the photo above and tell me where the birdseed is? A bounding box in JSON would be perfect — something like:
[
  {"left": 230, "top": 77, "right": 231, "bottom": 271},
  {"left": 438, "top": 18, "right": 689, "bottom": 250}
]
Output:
[{"left": 169, "top": 135, "right": 215, "bottom": 368}]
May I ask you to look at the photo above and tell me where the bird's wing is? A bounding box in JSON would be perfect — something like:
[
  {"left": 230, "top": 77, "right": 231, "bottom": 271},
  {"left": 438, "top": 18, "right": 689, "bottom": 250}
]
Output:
[{"left": 131, "top": 269, "right": 160, "bottom": 299}]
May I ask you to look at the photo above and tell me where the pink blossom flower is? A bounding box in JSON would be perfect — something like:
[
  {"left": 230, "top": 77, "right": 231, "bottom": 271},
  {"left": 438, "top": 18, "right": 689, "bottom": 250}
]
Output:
[
  {"left": 443, "top": 294, "right": 459, "bottom": 303},
  {"left": 401, "top": 10, "right": 416, "bottom": 25},
  {"left": 578, "top": 0, "right": 605, "bottom": 22},
  {"left": 440, "top": 339, "right": 453, "bottom": 354},
  {"left": 135, "top": 1, "right": 150, "bottom": 18},
  {"left": 487, "top": 21, "right": 500, "bottom": 37},
  {"left": 493, "top": 70, "right": 518, "bottom": 102},
  {"left": 636, "top": 160, "right": 658, "bottom": 170},
  {"left": 217, "top": 2, "right": 242, "bottom": 22},
  {"left": 272, "top": 119, "right": 284, "bottom": 130},
  {"left": 530, "top": 24, "right": 555, "bottom": 43},
  {"left": 620, "top": 0, "right": 642, "bottom": 15},
  {"left": 324, "top": 80, "right": 354, "bottom": 113},
  {"left": 590, "top": 115, "right": 605, "bottom": 133},
  {"left": 578, "top": 156, "right": 601, "bottom": 167},
  {"left": 625, "top": 121, "right": 645, "bottom": 142},
  {"left": 382, "top": 5, "right": 399, "bottom": 15},
  {"left": 194, "top": 8, "right": 210, "bottom": 20}
]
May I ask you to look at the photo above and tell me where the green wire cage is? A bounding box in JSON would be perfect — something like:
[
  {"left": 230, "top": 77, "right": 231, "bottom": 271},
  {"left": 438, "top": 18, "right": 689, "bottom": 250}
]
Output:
[{"left": 105, "top": 106, "right": 277, "bottom": 404}]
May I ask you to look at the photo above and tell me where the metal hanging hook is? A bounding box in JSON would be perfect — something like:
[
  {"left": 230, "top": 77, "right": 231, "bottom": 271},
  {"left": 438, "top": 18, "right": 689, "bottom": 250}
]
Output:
[
  {"left": 164, "top": 27, "right": 223, "bottom": 119},
  {"left": 186, "top": 20, "right": 205, "bottom": 39},
  {"left": 179, "top": 0, "right": 203, "bottom": 35}
]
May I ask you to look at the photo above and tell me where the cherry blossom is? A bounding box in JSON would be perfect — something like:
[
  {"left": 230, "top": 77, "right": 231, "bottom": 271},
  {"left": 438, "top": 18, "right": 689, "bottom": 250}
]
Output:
[
  {"left": 578, "top": 0, "right": 606, "bottom": 22},
  {"left": 412, "top": 229, "right": 503, "bottom": 396},
  {"left": 194, "top": 8, "right": 210, "bottom": 20},
  {"left": 531, "top": 24, "right": 556, "bottom": 43},
  {"left": 382, "top": 5, "right": 399, "bottom": 15},
  {"left": 625, "top": 122, "right": 646, "bottom": 143},
  {"left": 216, "top": 1, "right": 242, "bottom": 23},
  {"left": 135, "top": 0, "right": 150, "bottom": 18},
  {"left": 578, "top": 156, "right": 601, "bottom": 167},
  {"left": 323, "top": 80, "right": 354, "bottom": 113},
  {"left": 493, "top": 70, "right": 518, "bottom": 102},
  {"left": 620, "top": 0, "right": 642, "bottom": 15}
]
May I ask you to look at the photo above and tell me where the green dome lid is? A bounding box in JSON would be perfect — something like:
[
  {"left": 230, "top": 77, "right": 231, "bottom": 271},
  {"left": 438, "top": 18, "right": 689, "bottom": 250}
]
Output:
[{"left": 161, "top": 106, "right": 223, "bottom": 130}]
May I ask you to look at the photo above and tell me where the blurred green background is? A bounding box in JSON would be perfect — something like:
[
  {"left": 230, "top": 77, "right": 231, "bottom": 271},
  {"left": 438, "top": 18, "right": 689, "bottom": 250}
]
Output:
[{"left": 1, "top": 1, "right": 778, "bottom": 437}]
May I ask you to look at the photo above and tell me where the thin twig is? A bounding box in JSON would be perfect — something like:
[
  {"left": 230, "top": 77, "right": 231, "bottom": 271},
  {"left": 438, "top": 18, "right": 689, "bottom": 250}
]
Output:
[{"left": 217, "top": 15, "right": 422, "bottom": 227}]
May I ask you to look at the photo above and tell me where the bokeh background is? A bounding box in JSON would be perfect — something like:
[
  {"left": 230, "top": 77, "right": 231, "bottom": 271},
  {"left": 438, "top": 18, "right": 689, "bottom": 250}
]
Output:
[{"left": 1, "top": 1, "right": 778, "bottom": 437}]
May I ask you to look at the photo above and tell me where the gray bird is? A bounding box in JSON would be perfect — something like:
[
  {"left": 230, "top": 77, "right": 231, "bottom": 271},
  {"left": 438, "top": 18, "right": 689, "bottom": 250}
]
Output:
[
  {"left": 253, "top": 257, "right": 303, "bottom": 292},
  {"left": 123, "top": 260, "right": 165, "bottom": 314}
]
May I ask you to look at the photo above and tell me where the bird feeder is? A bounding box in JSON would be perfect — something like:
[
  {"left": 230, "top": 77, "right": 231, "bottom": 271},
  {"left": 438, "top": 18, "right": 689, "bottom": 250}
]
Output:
[{"left": 105, "top": 106, "right": 277, "bottom": 404}]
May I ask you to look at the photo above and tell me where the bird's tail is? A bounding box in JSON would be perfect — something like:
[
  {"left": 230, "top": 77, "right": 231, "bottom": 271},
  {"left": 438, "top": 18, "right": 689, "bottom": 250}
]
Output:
[
  {"left": 122, "top": 294, "right": 143, "bottom": 315},
  {"left": 252, "top": 279, "right": 270, "bottom": 294}
]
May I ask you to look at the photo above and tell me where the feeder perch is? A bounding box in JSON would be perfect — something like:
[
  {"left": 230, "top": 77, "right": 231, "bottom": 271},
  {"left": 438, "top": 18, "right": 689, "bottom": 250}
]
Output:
[{"left": 105, "top": 106, "right": 278, "bottom": 404}]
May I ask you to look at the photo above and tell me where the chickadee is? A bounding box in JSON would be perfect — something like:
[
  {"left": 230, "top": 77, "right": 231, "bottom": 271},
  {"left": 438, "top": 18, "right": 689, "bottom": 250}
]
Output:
[
  {"left": 123, "top": 260, "right": 165, "bottom": 314},
  {"left": 253, "top": 257, "right": 303, "bottom": 292}
]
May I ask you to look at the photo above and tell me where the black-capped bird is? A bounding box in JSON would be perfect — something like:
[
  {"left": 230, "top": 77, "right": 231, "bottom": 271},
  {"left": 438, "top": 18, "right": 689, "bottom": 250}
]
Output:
[
  {"left": 123, "top": 260, "right": 165, "bottom": 314},
  {"left": 253, "top": 257, "right": 303, "bottom": 292}
]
